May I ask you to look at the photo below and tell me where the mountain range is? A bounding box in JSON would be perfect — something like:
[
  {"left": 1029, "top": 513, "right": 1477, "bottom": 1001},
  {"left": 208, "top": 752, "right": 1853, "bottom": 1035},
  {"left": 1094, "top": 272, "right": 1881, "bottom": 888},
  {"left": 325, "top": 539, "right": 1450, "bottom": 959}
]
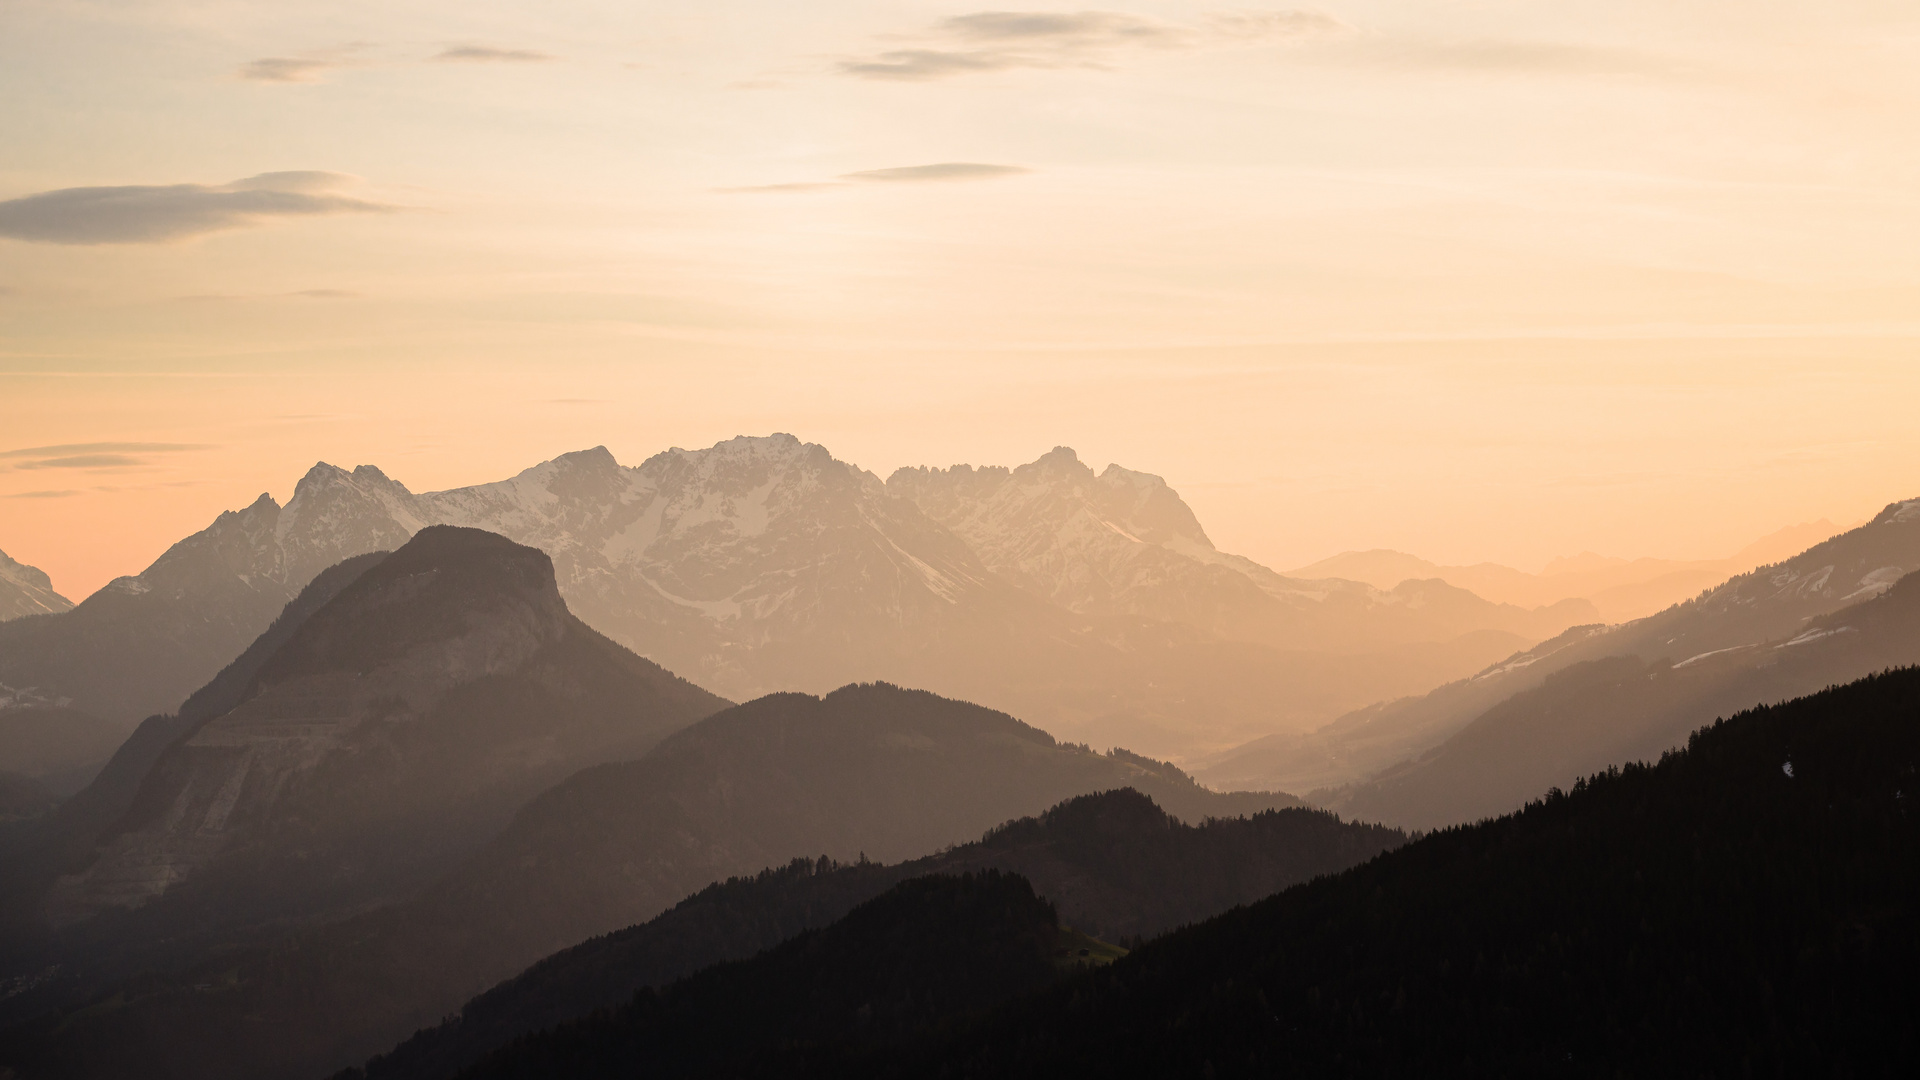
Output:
[
  {"left": 887, "top": 448, "right": 1590, "bottom": 649},
  {"left": 0, "top": 436, "right": 1603, "bottom": 762},
  {"left": 0, "top": 455, "right": 1915, "bottom": 1077},
  {"left": 1199, "top": 497, "right": 1920, "bottom": 820}
]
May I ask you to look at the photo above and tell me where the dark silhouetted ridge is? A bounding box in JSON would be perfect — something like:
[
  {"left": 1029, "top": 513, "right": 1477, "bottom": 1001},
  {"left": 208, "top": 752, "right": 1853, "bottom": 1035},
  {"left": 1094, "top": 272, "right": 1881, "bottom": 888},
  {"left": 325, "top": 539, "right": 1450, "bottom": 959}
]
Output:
[
  {"left": 454, "top": 872, "right": 1074, "bottom": 1080},
  {"left": 848, "top": 667, "right": 1920, "bottom": 1077},
  {"left": 350, "top": 787, "right": 1399, "bottom": 1080}
]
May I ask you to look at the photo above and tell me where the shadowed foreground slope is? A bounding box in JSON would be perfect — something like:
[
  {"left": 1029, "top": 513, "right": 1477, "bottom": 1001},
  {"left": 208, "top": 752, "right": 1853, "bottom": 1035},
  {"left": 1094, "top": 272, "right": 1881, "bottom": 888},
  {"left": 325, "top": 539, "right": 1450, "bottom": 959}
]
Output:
[
  {"left": 460, "top": 871, "right": 1082, "bottom": 1080},
  {"left": 354, "top": 788, "right": 1401, "bottom": 1080},
  {"left": 855, "top": 667, "right": 1920, "bottom": 1077}
]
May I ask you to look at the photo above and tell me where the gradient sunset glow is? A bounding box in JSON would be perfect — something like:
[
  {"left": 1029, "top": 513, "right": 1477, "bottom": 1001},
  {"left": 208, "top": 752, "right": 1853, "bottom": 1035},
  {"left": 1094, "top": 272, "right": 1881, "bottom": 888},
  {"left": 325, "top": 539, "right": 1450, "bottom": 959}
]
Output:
[{"left": 3, "top": 0, "right": 1918, "bottom": 600}]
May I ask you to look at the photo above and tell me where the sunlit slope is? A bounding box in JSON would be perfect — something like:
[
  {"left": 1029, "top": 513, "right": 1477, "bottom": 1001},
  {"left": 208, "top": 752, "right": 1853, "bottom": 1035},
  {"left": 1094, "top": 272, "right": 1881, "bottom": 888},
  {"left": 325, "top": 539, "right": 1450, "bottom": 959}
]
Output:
[{"left": 1201, "top": 497, "right": 1920, "bottom": 797}]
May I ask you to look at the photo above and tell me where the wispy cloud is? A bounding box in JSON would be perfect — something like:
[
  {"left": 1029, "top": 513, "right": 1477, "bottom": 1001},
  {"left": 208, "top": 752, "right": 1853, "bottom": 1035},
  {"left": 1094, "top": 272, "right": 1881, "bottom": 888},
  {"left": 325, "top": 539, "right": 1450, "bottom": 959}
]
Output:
[
  {"left": 235, "top": 42, "right": 376, "bottom": 84},
  {"left": 840, "top": 51, "right": 1023, "bottom": 80},
  {"left": 15, "top": 455, "right": 145, "bottom": 470},
  {"left": 238, "top": 57, "right": 334, "bottom": 82},
  {"left": 3, "top": 490, "right": 81, "bottom": 499},
  {"left": 0, "top": 172, "right": 391, "bottom": 245},
  {"left": 944, "top": 11, "right": 1189, "bottom": 45},
  {"left": 839, "top": 8, "right": 1344, "bottom": 81},
  {"left": 844, "top": 163, "right": 1031, "bottom": 182},
  {"left": 722, "top": 163, "right": 1032, "bottom": 194},
  {"left": 0, "top": 442, "right": 216, "bottom": 460},
  {"left": 0, "top": 443, "right": 215, "bottom": 474},
  {"left": 435, "top": 45, "right": 553, "bottom": 63}
]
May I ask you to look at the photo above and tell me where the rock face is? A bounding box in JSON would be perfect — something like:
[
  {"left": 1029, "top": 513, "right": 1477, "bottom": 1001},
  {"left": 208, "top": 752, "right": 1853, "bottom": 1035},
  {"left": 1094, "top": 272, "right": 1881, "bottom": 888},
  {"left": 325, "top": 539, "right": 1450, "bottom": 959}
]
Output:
[
  {"left": 42, "top": 527, "right": 725, "bottom": 935},
  {"left": 888, "top": 448, "right": 1317, "bottom": 630},
  {"left": 416, "top": 438, "right": 1033, "bottom": 701},
  {"left": 0, "top": 550, "right": 71, "bottom": 622}
]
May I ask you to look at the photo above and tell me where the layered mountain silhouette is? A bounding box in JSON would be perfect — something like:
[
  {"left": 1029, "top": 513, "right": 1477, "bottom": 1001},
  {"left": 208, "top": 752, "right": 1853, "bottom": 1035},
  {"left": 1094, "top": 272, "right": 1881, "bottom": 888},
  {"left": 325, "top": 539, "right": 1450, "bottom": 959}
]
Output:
[
  {"left": 1199, "top": 497, "right": 1920, "bottom": 801},
  {"left": 0, "top": 684, "right": 1309, "bottom": 1080},
  {"left": 1, "top": 527, "right": 724, "bottom": 981},
  {"left": 0, "top": 551, "right": 70, "bottom": 623},
  {"left": 0, "top": 436, "right": 1601, "bottom": 760},
  {"left": 447, "top": 667, "right": 1919, "bottom": 1078},
  {"left": 351, "top": 788, "right": 1401, "bottom": 1080}
]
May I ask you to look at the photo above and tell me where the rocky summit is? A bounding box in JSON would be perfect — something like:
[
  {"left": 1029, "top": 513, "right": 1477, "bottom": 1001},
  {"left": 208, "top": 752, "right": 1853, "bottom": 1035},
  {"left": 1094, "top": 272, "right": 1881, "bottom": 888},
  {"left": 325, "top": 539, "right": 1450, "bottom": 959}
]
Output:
[{"left": 41, "top": 526, "right": 723, "bottom": 936}]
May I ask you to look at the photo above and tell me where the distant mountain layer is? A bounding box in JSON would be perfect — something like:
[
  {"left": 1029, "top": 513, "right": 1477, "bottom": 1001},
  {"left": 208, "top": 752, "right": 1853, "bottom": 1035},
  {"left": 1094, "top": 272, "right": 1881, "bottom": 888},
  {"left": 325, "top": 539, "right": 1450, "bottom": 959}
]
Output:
[
  {"left": 0, "top": 436, "right": 1598, "bottom": 759},
  {"left": 349, "top": 788, "right": 1402, "bottom": 1080},
  {"left": 0, "top": 683, "right": 1305, "bottom": 1080},
  {"left": 1324, "top": 564, "right": 1920, "bottom": 829},
  {"left": 1290, "top": 518, "right": 1842, "bottom": 622},
  {"left": 617, "top": 666, "right": 1917, "bottom": 1079},
  {"left": 888, "top": 447, "right": 1594, "bottom": 650},
  {"left": 1198, "top": 499, "right": 1920, "bottom": 795},
  {"left": 0, "top": 550, "right": 71, "bottom": 623}
]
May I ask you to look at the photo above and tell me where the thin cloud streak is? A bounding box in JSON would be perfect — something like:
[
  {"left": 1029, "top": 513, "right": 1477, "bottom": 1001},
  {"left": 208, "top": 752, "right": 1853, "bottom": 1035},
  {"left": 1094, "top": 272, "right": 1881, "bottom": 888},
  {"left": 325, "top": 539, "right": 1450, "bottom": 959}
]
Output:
[
  {"left": 0, "top": 172, "right": 391, "bottom": 245},
  {"left": 237, "top": 57, "right": 333, "bottom": 82},
  {"left": 943, "top": 11, "right": 1188, "bottom": 45},
  {"left": 0, "top": 442, "right": 216, "bottom": 460},
  {"left": 844, "top": 163, "right": 1031, "bottom": 182},
  {"left": 839, "top": 8, "right": 1345, "bottom": 80},
  {"left": 14, "top": 454, "right": 145, "bottom": 470},
  {"left": 722, "top": 164, "right": 1031, "bottom": 193},
  {"left": 435, "top": 45, "right": 553, "bottom": 63},
  {"left": 840, "top": 50, "right": 1023, "bottom": 80},
  {"left": 3, "top": 490, "right": 81, "bottom": 499}
]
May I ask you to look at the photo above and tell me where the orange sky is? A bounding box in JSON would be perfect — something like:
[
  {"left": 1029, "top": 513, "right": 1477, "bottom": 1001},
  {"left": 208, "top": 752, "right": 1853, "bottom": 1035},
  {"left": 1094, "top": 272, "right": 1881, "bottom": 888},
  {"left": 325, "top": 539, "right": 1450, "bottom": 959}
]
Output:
[{"left": 4, "top": 1, "right": 1918, "bottom": 599}]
